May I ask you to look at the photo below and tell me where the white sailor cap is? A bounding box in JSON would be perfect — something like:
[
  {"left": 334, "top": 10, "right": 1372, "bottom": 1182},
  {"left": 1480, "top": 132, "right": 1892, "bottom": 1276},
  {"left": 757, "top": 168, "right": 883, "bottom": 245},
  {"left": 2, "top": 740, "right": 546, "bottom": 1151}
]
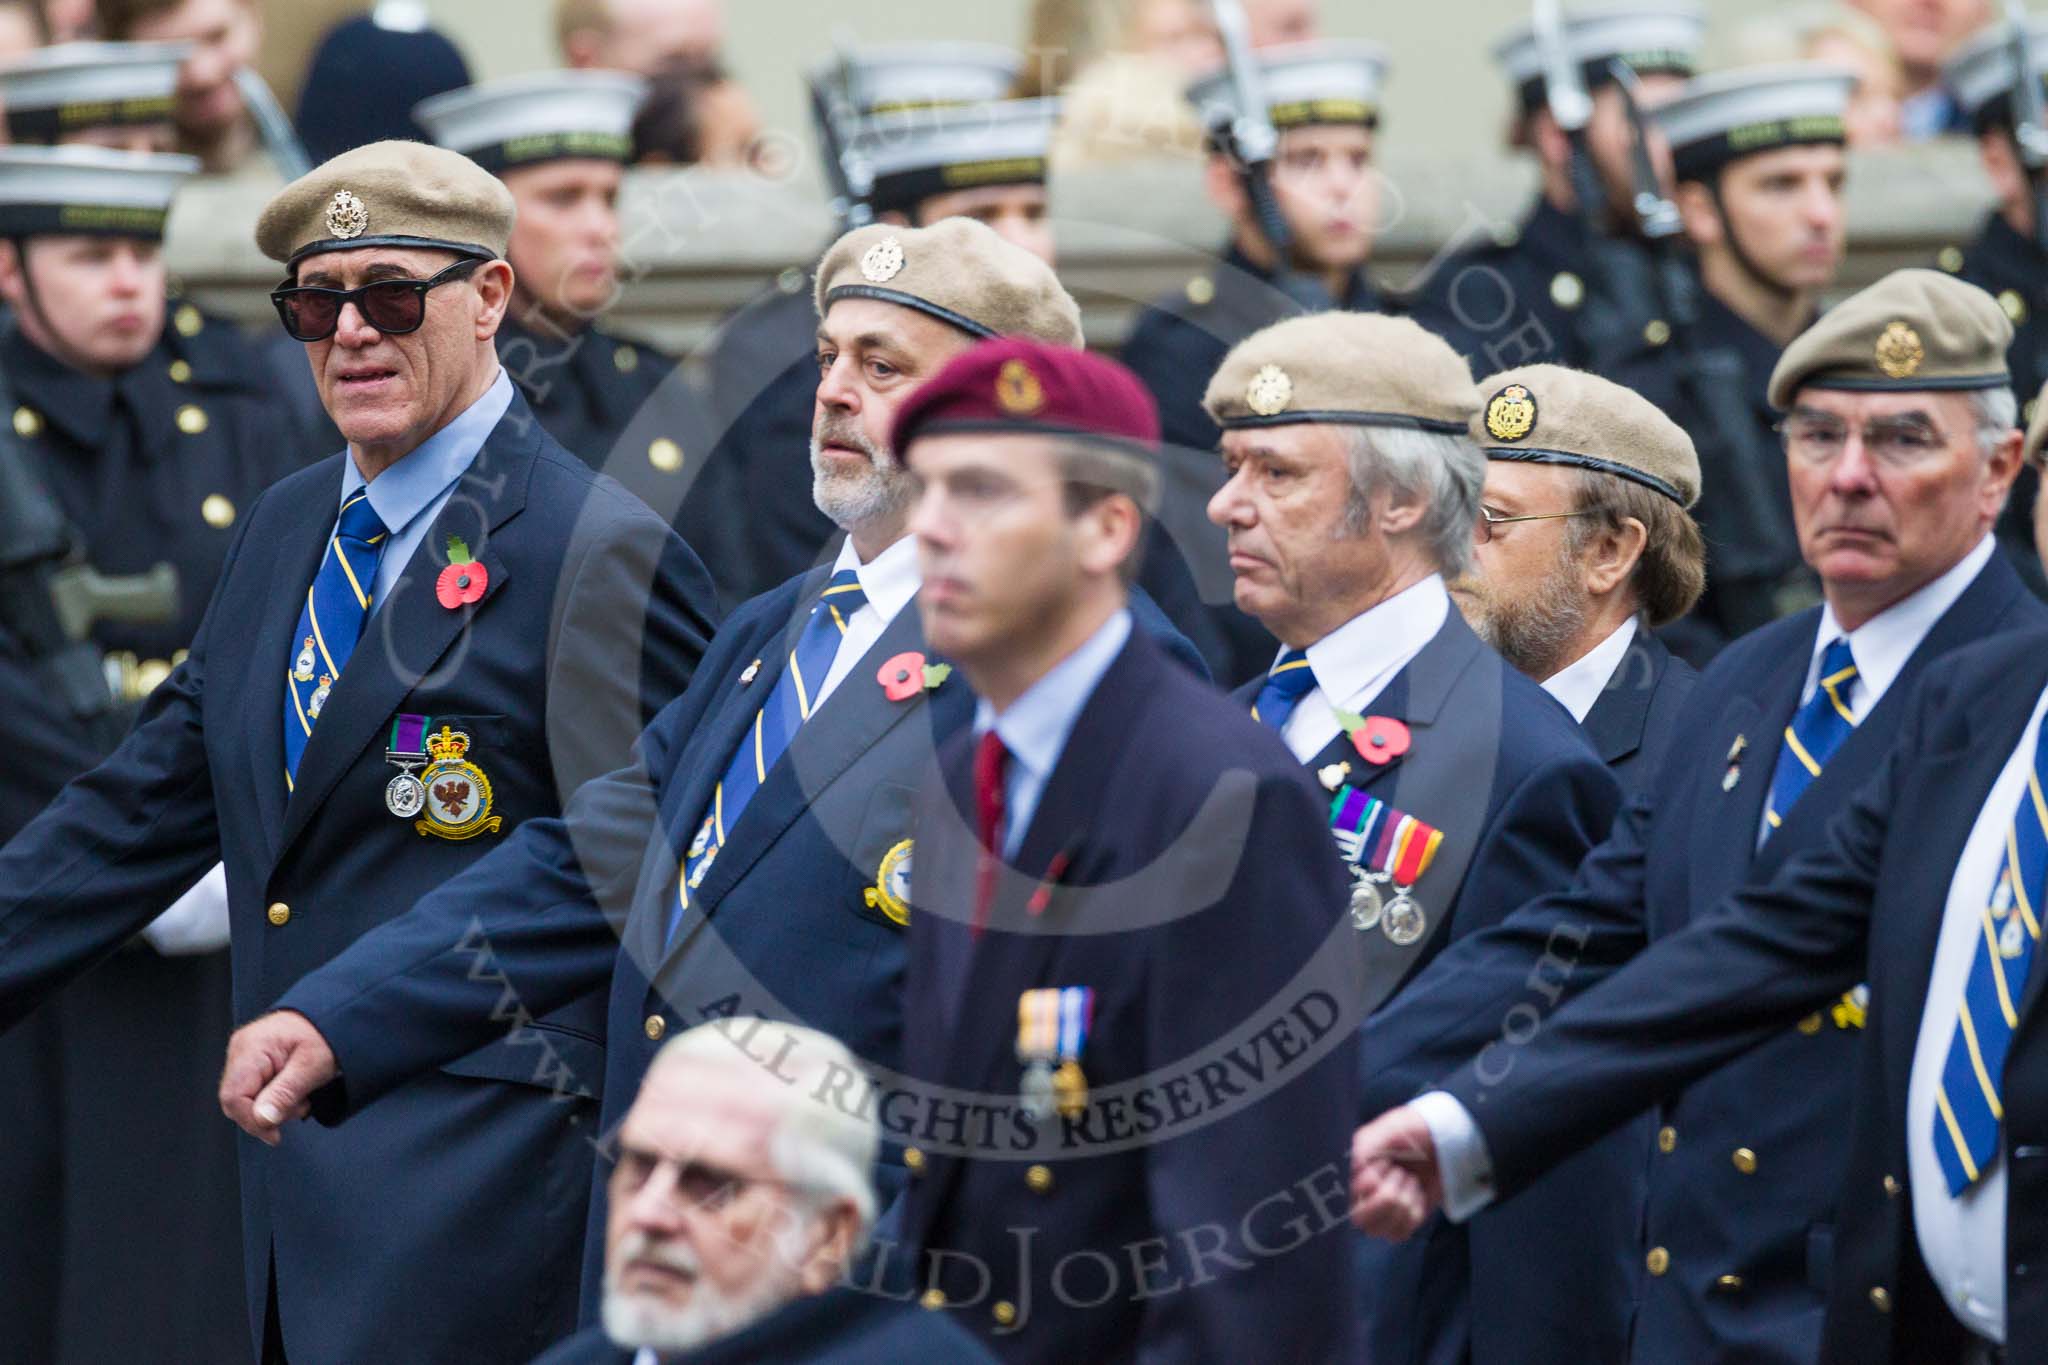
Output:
[
  {"left": 413, "top": 70, "right": 648, "bottom": 174},
  {"left": 1185, "top": 40, "right": 1390, "bottom": 133},
  {"left": 1654, "top": 62, "right": 1855, "bottom": 181},
  {"left": 1493, "top": 2, "right": 1705, "bottom": 109},
  {"left": 0, "top": 144, "right": 198, "bottom": 241},
  {"left": 807, "top": 43, "right": 1021, "bottom": 119},
  {"left": 0, "top": 40, "right": 191, "bottom": 144},
  {"left": 1944, "top": 17, "right": 2048, "bottom": 127},
  {"left": 851, "top": 97, "right": 1058, "bottom": 214}
]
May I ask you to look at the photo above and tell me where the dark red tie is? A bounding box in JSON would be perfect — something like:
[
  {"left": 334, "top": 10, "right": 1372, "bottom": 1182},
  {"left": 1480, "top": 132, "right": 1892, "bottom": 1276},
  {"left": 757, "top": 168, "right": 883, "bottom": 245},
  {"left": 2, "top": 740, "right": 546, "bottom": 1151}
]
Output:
[{"left": 972, "top": 729, "right": 1009, "bottom": 937}]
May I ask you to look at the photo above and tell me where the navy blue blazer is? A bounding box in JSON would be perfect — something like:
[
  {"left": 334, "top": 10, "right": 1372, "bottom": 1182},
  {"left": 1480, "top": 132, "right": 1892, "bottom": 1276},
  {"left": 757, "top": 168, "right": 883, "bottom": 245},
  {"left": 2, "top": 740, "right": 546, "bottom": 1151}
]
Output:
[
  {"left": 529, "top": 1285, "right": 1000, "bottom": 1364},
  {"left": 1362, "top": 548, "right": 2045, "bottom": 1364},
  {"left": 0, "top": 393, "right": 718, "bottom": 1365},
  {"left": 1583, "top": 628, "right": 1697, "bottom": 793},
  {"left": 1428, "top": 623, "right": 2048, "bottom": 1364},
  {"left": 1235, "top": 608, "right": 1624, "bottom": 1365},
  {"left": 899, "top": 626, "right": 1360, "bottom": 1363}
]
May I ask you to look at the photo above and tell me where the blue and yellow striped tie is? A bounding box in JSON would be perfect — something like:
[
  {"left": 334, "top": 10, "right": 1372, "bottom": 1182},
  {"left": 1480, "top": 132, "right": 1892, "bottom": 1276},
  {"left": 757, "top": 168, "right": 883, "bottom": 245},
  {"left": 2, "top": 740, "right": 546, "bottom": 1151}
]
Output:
[
  {"left": 670, "top": 569, "right": 867, "bottom": 940},
  {"left": 1932, "top": 720, "right": 2048, "bottom": 1194},
  {"left": 1252, "top": 649, "right": 1316, "bottom": 733},
  {"left": 1762, "top": 637, "right": 1858, "bottom": 838},
  {"left": 282, "top": 491, "right": 387, "bottom": 786}
]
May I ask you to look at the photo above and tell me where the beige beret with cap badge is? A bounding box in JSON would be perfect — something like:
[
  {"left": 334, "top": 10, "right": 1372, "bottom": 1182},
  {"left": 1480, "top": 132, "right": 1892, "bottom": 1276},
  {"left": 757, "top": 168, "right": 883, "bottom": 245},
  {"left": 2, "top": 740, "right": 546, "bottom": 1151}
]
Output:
[
  {"left": 1202, "top": 312, "right": 1478, "bottom": 432},
  {"left": 255, "top": 138, "right": 515, "bottom": 267},
  {"left": 813, "top": 217, "right": 1083, "bottom": 347},
  {"left": 1767, "top": 268, "right": 2012, "bottom": 411},
  {"left": 1473, "top": 364, "right": 1700, "bottom": 508}
]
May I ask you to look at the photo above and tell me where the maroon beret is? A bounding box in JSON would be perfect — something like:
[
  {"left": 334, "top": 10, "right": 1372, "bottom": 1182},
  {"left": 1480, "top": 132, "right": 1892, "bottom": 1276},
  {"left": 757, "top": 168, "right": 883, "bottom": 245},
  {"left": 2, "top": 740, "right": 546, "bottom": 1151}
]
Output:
[{"left": 889, "top": 336, "right": 1161, "bottom": 462}]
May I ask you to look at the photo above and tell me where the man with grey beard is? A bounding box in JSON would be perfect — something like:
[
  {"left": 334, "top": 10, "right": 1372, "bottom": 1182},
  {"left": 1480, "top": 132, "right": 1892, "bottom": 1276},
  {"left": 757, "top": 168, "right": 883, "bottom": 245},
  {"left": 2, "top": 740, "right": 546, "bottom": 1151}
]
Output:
[
  {"left": 221, "top": 215, "right": 1202, "bottom": 1332},
  {"left": 1452, "top": 364, "right": 1706, "bottom": 790},
  {"left": 533, "top": 1019, "right": 994, "bottom": 1363}
]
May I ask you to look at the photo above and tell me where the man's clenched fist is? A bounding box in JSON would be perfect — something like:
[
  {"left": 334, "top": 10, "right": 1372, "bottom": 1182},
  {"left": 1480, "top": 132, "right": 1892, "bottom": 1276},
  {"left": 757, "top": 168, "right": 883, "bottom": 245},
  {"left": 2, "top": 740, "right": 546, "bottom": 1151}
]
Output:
[
  {"left": 1348, "top": 1105, "right": 1445, "bottom": 1241},
  {"left": 219, "top": 1010, "right": 338, "bottom": 1146}
]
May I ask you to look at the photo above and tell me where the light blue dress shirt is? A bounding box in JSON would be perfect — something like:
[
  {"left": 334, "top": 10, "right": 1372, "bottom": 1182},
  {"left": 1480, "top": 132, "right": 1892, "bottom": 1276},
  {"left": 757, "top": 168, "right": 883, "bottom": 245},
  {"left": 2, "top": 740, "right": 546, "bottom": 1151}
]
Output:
[
  {"left": 333, "top": 368, "right": 514, "bottom": 610},
  {"left": 972, "top": 608, "right": 1132, "bottom": 860}
]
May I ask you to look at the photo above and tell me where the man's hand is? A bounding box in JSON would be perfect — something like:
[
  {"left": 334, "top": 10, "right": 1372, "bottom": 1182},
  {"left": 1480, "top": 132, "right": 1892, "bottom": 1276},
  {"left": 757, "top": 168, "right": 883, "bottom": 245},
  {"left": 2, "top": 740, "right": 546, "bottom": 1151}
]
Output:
[
  {"left": 1349, "top": 1105, "right": 1445, "bottom": 1241},
  {"left": 219, "top": 1011, "right": 338, "bottom": 1146}
]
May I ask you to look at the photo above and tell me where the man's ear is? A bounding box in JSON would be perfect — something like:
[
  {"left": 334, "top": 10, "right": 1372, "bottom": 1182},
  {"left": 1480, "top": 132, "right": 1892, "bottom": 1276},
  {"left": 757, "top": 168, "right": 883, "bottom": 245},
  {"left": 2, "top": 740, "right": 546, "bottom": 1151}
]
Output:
[
  {"left": 0, "top": 240, "right": 24, "bottom": 309},
  {"left": 795, "top": 1201, "right": 860, "bottom": 1295},
  {"left": 471, "top": 259, "right": 515, "bottom": 338},
  {"left": 1672, "top": 179, "right": 1721, "bottom": 249},
  {"left": 1581, "top": 515, "right": 1649, "bottom": 598},
  {"left": 1203, "top": 153, "right": 1249, "bottom": 223}
]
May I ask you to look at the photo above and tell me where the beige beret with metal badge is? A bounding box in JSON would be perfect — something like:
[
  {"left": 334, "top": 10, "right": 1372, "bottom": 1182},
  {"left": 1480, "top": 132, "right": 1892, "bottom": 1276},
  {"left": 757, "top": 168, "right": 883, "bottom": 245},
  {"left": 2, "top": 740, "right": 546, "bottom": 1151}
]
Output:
[
  {"left": 255, "top": 138, "right": 516, "bottom": 267},
  {"left": 1474, "top": 363, "right": 1700, "bottom": 508},
  {"left": 1202, "top": 312, "right": 1477, "bottom": 432},
  {"left": 813, "top": 217, "right": 1083, "bottom": 347},
  {"left": 1767, "top": 268, "right": 2012, "bottom": 410}
]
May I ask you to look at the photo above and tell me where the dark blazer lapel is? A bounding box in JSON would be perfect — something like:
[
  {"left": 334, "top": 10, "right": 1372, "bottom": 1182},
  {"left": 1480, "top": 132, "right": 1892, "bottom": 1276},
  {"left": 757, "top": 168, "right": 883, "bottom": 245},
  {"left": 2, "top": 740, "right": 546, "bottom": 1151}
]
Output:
[
  {"left": 675, "top": 602, "right": 946, "bottom": 944},
  {"left": 1580, "top": 632, "right": 1665, "bottom": 767},
  {"left": 276, "top": 411, "right": 537, "bottom": 855},
  {"left": 1703, "top": 644, "right": 1806, "bottom": 887},
  {"left": 242, "top": 465, "right": 348, "bottom": 862},
  {"left": 1345, "top": 611, "right": 1488, "bottom": 802}
]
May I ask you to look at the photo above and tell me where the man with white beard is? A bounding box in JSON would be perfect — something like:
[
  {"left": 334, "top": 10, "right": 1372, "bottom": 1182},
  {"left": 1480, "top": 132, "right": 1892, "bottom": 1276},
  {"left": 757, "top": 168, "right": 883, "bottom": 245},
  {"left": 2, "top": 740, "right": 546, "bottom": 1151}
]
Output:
[
  {"left": 220, "top": 216, "right": 1203, "bottom": 1329},
  {"left": 536, "top": 1019, "right": 995, "bottom": 1363},
  {"left": 1451, "top": 364, "right": 1707, "bottom": 789}
]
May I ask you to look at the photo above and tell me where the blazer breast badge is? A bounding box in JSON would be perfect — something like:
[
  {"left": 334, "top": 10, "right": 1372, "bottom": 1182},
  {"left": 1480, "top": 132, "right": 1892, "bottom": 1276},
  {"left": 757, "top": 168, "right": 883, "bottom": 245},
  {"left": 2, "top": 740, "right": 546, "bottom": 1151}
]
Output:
[{"left": 412, "top": 725, "right": 503, "bottom": 841}]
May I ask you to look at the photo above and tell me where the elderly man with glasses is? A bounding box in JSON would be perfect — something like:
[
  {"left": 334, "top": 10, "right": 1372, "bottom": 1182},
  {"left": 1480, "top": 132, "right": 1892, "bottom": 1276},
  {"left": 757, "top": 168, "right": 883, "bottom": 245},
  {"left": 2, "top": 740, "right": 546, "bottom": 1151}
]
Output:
[
  {"left": 0, "top": 139, "right": 719, "bottom": 1365},
  {"left": 1450, "top": 364, "right": 1707, "bottom": 789},
  {"left": 1353, "top": 268, "right": 2048, "bottom": 1365},
  {"left": 533, "top": 1019, "right": 995, "bottom": 1364}
]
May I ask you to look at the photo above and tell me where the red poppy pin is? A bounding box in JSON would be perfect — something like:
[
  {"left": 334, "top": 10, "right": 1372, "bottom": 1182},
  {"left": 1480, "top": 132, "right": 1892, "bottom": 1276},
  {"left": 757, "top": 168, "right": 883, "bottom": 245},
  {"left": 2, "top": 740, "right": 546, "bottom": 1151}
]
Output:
[
  {"left": 877, "top": 651, "right": 951, "bottom": 702},
  {"left": 435, "top": 535, "right": 488, "bottom": 609},
  {"left": 1333, "top": 708, "right": 1410, "bottom": 764}
]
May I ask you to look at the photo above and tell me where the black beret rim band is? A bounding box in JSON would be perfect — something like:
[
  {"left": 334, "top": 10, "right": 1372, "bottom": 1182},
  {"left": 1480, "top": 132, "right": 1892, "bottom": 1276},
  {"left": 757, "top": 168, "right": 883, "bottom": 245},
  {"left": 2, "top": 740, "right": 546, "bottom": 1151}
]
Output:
[
  {"left": 824, "top": 284, "right": 999, "bottom": 340},
  {"left": 1673, "top": 126, "right": 1846, "bottom": 184},
  {"left": 1218, "top": 410, "right": 1467, "bottom": 434},
  {"left": 286, "top": 234, "right": 500, "bottom": 266},
  {"left": 899, "top": 416, "right": 1160, "bottom": 461},
  {"left": 1483, "top": 445, "right": 1688, "bottom": 506},
  {"left": 0, "top": 203, "right": 169, "bottom": 241},
  {"left": 1794, "top": 371, "right": 2010, "bottom": 395}
]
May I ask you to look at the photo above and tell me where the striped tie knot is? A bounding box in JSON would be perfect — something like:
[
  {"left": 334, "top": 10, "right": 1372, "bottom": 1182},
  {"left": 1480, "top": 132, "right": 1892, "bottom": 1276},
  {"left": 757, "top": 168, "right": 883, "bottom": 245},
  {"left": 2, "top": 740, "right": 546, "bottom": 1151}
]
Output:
[
  {"left": 1253, "top": 649, "right": 1317, "bottom": 732},
  {"left": 816, "top": 568, "right": 867, "bottom": 634},
  {"left": 1762, "top": 637, "right": 1859, "bottom": 838},
  {"left": 336, "top": 491, "right": 388, "bottom": 547}
]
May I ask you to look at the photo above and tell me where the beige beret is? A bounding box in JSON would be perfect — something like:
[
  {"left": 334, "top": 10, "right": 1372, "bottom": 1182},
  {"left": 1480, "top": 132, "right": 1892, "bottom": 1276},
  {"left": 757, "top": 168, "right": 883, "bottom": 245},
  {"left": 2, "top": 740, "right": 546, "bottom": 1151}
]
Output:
[
  {"left": 2024, "top": 379, "right": 2048, "bottom": 468},
  {"left": 1202, "top": 312, "right": 1477, "bottom": 432},
  {"left": 256, "top": 139, "right": 515, "bottom": 267},
  {"left": 1473, "top": 364, "right": 1700, "bottom": 508},
  {"left": 813, "top": 218, "right": 1082, "bottom": 347},
  {"left": 1767, "top": 268, "right": 2012, "bottom": 410}
]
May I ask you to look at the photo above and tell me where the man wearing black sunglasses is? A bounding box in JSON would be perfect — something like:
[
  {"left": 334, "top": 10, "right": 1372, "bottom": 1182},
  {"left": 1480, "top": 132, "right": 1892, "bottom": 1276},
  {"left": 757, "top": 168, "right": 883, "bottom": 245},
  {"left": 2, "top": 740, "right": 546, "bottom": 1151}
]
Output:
[{"left": 0, "top": 138, "right": 720, "bottom": 1365}]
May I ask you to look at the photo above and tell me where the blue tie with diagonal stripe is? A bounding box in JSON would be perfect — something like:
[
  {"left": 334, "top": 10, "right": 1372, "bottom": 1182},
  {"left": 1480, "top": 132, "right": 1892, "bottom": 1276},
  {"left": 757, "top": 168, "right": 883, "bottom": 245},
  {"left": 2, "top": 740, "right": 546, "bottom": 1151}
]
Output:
[
  {"left": 670, "top": 568, "right": 868, "bottom": 941},
  {"left": 1931, "top": 719, "right": 2048, "bottom": 1194},
  {"left": 1252, "top": 649, "right": 1316, "bottom": 733},
  {"left": 1762, "top": 637, "right": 1858, "bottom": 839},
  {"left": 282, "top": 491, "right": 387, "bottom": 787}
]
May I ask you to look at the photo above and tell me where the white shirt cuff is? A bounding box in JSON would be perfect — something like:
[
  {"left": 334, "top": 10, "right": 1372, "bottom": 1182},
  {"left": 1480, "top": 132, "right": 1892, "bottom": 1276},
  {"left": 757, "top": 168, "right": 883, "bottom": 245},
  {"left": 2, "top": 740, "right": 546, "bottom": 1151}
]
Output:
[
  {"left": 1411, "top": 1090, "right": 1498, "bottom": 1223},
  {"left": 140, "top": 862, "right": 232, "bottom": 956}
]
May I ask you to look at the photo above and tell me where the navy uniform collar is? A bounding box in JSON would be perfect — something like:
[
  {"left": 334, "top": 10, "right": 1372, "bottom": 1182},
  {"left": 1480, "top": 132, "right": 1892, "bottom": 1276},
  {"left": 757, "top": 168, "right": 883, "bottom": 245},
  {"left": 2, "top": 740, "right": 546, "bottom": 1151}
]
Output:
[{"left": 1222, "top": 239, "right": 1382, "bottom": 312}]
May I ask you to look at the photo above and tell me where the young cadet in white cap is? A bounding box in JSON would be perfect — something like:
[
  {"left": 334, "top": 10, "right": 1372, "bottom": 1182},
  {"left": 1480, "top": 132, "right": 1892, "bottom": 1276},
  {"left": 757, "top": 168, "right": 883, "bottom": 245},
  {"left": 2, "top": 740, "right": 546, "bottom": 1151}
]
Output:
[
  {"left": 1407, "top": 2, "right": 1705, "bottom": 374},
  {"left": 0, "top": 141, "right": 314, "bottom": 1364},
  {"left": 0, "top": 38, "right": 188, "bottom": 152},
  {"left": 1937, "top": 14, "right": 2048, "bottom": 597},
  {"left": 1612, "top": 61, "right": 1857, "bottom": 662}
]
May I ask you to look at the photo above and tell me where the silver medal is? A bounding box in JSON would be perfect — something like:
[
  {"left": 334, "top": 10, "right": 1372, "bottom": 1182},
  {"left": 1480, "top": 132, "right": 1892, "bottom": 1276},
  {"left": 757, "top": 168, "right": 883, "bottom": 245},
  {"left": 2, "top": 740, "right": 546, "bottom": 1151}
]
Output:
[
  {"left": 1382, "top": 891, "right": 1428, "bottom": 947},
  {"left": 384, "top": 771, "right": 425, "bottom": 818},
  {"left": 1020, "top": 1059, "right": 1056, "bottom": 1121},
  {"left": 1348, "top": 869, "right": 1384, "bottom": 931}
]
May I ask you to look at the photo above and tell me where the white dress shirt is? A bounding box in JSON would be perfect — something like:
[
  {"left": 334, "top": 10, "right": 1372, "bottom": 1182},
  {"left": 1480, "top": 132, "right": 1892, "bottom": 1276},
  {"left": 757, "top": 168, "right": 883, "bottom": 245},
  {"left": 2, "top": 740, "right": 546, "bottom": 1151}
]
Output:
[
  {"left": 1413, "top": 534, "right": 2000, "bottom": 1225},
  {"left": 1904, "top": 686, "right": 2048, "bottom": 1345},
  {"left": 974, "top": 609, "right": 1133, "bottom": 859},
  {"left": 1275, "top": 575, "right": 1449, "bottom": 762},
  {"left": 812, "top": 533, "right": 922, "bottom": 709},
  {"left": 1541, "top": 617, "right": 1638, "bottom": 724}
]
